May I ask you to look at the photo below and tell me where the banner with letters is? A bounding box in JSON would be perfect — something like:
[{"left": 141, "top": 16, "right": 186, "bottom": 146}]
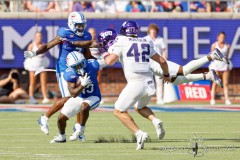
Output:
[{"left": 0, "top": 19, "right": 240, "bottom": 69}]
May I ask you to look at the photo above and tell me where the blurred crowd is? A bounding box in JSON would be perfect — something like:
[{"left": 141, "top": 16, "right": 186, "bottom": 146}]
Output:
[{"left": 0, "top": 0, "right": 240, "bottom": 13}]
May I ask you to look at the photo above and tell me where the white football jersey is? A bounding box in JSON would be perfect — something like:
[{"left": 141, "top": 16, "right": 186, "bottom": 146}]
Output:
[
  {"left": 145, "top": 35, "right": 166, "bottom": 56},
  {"left": 108, "top": 35, "right": 157, "bottom": 82}
]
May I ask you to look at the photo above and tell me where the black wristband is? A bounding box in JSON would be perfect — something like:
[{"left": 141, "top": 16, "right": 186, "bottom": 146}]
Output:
[{"left": 163, "top": 74, "right": 170, "bottom": 77}]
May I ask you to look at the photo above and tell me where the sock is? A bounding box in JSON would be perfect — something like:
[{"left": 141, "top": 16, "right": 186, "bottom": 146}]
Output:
[
  {"left": 152, "top": 118, "right": 161, "bottom": 126},
  {"left": 79, "top": 125, "right": 85, "bottom": 133},
  {"left": 173, "top": 74, "right": 204, "bottom": 85},
  {"left": 205, "top": 72, "right": 212, "bottom": 80},
  {"left": 59, "top": 134, "right": 66, "bottom": 139},
  {"left": 75, "top": 123, "right": 81, "bottom": 131},
  {"left": 183, "top": 56, "right": 209, "bottom": 75},
  {"left": 135, "top": 130, "right": 143, "bottom": 137},
  {"left": 43, "top": 115, "right": 48, "bottom": 121}
]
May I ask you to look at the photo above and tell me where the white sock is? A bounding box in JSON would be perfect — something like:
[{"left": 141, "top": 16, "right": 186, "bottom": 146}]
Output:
[
  {"left": 43, "top": 115, "right": 48, "bottom": 121},
  {"left": 79, "top": 125, "right": 85, "bottom": 133},
  {"left": 183, "top": 56, "right": 209, "bottom": 75},
  {"left": 173, "top": 74, "right": 204, "bottom": 85},
  {"left": 59, "top": 134, "right": 66, "bottom": 139},
  {"left": 135, "top": 130, "right": 143, "bottom": 137},
  {"left": 75, "top": 123, "right": 81, "bottom": 131},
  {"left": 152, "top": 118, "right": 161, "bottom": 126}
]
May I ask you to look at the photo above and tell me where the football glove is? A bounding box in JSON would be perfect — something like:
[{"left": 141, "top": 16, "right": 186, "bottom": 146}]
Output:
[
  {"left": 79, "top": 73, "right": 91, "bottom": 87},
  {"left": 24, "top": 50, "right": 36, "bottom": 58}
]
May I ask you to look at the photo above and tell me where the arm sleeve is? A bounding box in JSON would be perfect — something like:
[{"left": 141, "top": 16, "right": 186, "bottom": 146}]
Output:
[
  {"left": 57, "top": 27, "right": 67, "bottom": 38},
  {"left": 84, "top": 31, "right": 92, "bottom": 41},
  {"left": 63, "top": 68, "right": 78, "bottom": 83}
]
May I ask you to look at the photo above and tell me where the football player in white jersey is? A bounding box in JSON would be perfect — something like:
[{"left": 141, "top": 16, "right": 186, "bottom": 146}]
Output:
[
  {"left": 99, "top": 21, "right": 229, "bottom": 150},
  {"left": 101, "top": 21, "right": 170, "bottom": 150}
]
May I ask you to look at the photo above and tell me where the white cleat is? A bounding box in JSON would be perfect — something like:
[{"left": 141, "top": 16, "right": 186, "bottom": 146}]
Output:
[
  {"left": 136, "top": 131, "right": 148, "bottom": 150},
  {"left": 38, "top": 115, "right": 49, "bottom": 135},
  {"left": 208, "top": 69, "right": 223, "bottom": 88},
  {"left": 154, "top": 121, "right": 165, "bottom": 140},
  {"left": 225, "top": 99, "right": 232, "bottom": 105},
  {"left": 210, "top": 99, "right": 216, "bottom": 105},
  {"left": 50, "top": 134, "right": 66, "bottom": 143},
  {"left": 69, "top": 131, "right": 85, "bottom": 142},
  {"left": 210, "top": 48, "right": 229, "bottom": 64}
]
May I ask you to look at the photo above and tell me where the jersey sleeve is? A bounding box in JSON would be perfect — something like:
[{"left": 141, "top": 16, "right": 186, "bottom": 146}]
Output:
[
  {"left": 89, "top": 59, "right": 100, "bottom": 71},
  {"left": 57, "top": 27, "right": 67, "bottom": 38},
  {"left": 149, "top": 40, "right": 157, "bottom": 57},
  {"left": 83, "top": 31, "right": 92, "bottom": 41},
  {"left": 63, "top": 68, "right": 78, "bottom": 83},
  {"left": 108, "top": 36, "right": 124, "bottom": 57}
]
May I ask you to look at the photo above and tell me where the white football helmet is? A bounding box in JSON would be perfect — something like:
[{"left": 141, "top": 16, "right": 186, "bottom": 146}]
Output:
[
  {"left": 66, "top": 51, "right": 86, "bottom": 75},
  {"left": 68, "top": 12, "right": 87, "bottom": 37}
]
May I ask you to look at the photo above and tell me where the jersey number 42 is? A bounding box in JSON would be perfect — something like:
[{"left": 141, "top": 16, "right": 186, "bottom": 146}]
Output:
[{"left": 126, "top": 43, "right": 150, "bottom": 62}]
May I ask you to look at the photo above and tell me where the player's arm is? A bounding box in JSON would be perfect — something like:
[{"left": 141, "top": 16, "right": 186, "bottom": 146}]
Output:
[
  {"left": 151, "top": 54, "right": 170, "bottom": 82},
  {"left": 67, "top": 82, "right": 85, "bottom": 98},
  {"left": 36, "top": 36, "right": 62, "bottom": 55},
  {"left": 83, "top": 48, "right": 96, "bottom": 59},
  {"left": 72, "top": 40, "right": 92, "bottom": 48},
  {"left": 103, "top": 52, "right": 118, "bottom": 66}
]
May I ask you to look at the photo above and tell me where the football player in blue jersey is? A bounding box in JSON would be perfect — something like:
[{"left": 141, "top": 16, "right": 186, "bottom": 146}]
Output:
[
  {"left": 50, "top": 51, "right": 105, "bottom": 143},
  {"left": 24, "top": 12, "right": 95, "bottom": 135}
]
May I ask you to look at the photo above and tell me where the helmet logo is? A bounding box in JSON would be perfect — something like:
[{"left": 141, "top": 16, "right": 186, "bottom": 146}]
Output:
[
  {"left": 126, "top": 27, "right": 137, "bottom": 33},
  {"left": 100, "top": 31, "right": 112, "bottom": 39}
]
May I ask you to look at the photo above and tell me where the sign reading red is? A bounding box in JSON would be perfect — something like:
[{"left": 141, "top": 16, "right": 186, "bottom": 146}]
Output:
[{"left": 178, "top": 84, "right": 211, "bottom": 100}]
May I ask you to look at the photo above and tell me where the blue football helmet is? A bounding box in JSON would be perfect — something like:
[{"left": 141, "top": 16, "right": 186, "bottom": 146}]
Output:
[
  {"left": 120, "top": 20, "right": 140, "bottom": 37},
  {"left": 97, "top": 28, "right": 117, "bottom": 52},
  {"left": 66, "top": 51, "right": 86, "bottom": 75}
]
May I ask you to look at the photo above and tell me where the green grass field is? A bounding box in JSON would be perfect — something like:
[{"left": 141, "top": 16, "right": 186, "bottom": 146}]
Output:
[{"left": 0, "top": 111, "right": 239, "bottom": 160}]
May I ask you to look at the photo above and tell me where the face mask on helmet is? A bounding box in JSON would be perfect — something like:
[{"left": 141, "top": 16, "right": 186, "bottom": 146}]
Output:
[
  {"left": 74, "top": 23, "right": 86, "bottom": 36},
  {"left": 73, "top": 60, "right": 86, "bottom": 76}
]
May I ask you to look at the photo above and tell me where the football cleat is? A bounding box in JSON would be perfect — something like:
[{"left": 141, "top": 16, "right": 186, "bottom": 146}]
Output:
[
  {"left": 69, "top": 131, "right": 85, "bottom": 141},
  {"left": 210, "top": 48, "right": 229, "bottom": 64},
  {"left": 38, "top": 115, "right": 49, "bottom": 135},
  {"left": 50, "top": 134, "right": 66, "bottom": 143},
  {"left": 210, "top": 99, "right": 216, "bottom": 105},
  {"left": 154, "top": 121, "right": 165, "bottom": 140},
  {"left": 208, "top": 69, "right": 223, "bottom": 88},
  {"left": 136, "top": 131, "right": 149, "bottom": 150}
]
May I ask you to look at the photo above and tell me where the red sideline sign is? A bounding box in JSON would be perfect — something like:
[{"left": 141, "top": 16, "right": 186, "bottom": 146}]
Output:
[{"left": 178, "top": 84, "right": 211, "bottom": 100}]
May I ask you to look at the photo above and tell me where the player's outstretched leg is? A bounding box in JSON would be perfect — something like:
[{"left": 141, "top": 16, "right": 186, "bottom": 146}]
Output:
[
  {"left": 50, "top": 113, "right": 68, "bottom": 143},
  {"left": 69, "top": 102, "right": 90, "bottom": 141},
  {"left": 172, "top": 69, "right": 223, "bottom": 88},
  {"left": 38, "top": 97, "right": 69, "bottom": 135},
  {"left": 114, "top": 109, "right": 148, "bottom": 150},
  {"left": 135, "top": 107, "right": 165, "bottom": 140},
  {"left": 181, "top": 48, "right": 229, "bottom": 76}
]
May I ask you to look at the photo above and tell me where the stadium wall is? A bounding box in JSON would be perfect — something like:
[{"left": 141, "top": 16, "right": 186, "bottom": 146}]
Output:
[{"left": 0, "top": 13, "right": 239, "bottom": 99}]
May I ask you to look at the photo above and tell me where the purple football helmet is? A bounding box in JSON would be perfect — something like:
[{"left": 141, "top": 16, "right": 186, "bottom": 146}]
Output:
[
  {"left": 97, "top": 28, "right": 117, "bottom": 53},
  {"left": 120, "top": 20, "right": 140, "bottom": 37}
]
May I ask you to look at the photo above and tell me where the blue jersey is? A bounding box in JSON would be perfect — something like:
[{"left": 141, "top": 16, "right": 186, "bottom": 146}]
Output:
[
  {"left": 63, "top": 59, "right": 101, "bottom": 99},
  {"left": 56, "top": 27, "right": 92, "bottom": 73}
]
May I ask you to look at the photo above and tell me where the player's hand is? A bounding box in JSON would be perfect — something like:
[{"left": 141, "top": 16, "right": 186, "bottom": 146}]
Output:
[
  {"left": 60, "top": 37, "right": 73, "bottom": 46},
  {"left": 24, "top": 51, "right": 36, "bottom": 58},
  {"left": 162, "top": 77, "right": 171, "bottom": 84},
  {"left": 79, "top": 74, "right": 91, "bottom": 87}
]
